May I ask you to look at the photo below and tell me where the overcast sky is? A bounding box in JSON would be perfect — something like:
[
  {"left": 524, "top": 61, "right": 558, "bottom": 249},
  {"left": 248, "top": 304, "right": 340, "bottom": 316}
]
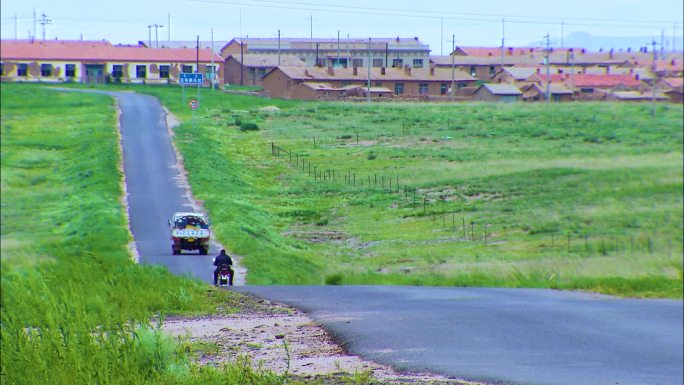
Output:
[{"left": 1, "top": 0, "right": 682, "bottom": 54}]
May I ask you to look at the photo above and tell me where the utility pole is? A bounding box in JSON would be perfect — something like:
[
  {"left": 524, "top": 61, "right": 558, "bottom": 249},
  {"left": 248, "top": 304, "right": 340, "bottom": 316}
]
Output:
[
  {"left": 211, "top": 28, "right": 215, "bottom": 88},
  {"left": 147, "top": 25, "right": 152, "bottom": 47},
  {"left": 151, "top": 24, "right": 164, "bottom": 48},
  {"left": 310, "top": 15, "right": 313, "bottom": 39},
  {"left": 560, "top": 20, "right": 564, "bottom": 48},
  {"left": 451, "top": 34, "right": 455, "bottom": 101},
  {"left": 39, "top": 13, "right": 51, "bottom": 40},
  {"left": 544, "top": 33, "right": 550, "bottom": 103},
  {"left": 501, "top": 18, "right": 505, "bottom": 70},
  {"left": 33, "top": 9, "right": 36, "bottom": 41},
  {"left": 367, "top": 37, "right": 371, "bottom": 103},
  {"left": 14, "top": 14, "right": 17, "bottom": 39},
  {"left": 651, "top": 40, "right": 657, "bottom": 117},
  {"left": 337, "top": 30, "right": 340, "bottom": 67},
  {"left": 168, "top": 13, "right": 171, "bottom": 41},
  {"left": 278, "top": 29, "right": 281, "bottom": 66}
]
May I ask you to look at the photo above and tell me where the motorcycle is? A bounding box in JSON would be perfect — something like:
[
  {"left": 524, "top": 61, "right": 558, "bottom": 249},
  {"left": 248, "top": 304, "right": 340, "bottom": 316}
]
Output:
[{"left": 217, "top": 264, "right": 233, "bottom": 286}]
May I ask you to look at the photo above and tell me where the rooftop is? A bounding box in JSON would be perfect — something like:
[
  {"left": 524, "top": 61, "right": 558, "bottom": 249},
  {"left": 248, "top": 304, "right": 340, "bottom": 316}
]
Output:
[{"left": 0, "top": 39, "right": 222, "bottom": 62}]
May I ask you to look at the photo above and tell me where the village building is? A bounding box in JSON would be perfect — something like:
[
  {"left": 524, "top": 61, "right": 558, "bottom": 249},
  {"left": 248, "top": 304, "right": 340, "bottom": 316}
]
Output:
[
  {"left": 657, "top": 77, "right": 684, "bottom": 102},
  {"left": 220, "top": 37, "right": 430, "bottom": 70},
  {"left": 472, "top": 83, "right": 523, "bottom": 102},
  {"left": 261, "top": 65, "right": 476, "bottom": 100},
  {"left": 521, "top": 83, "right": 574, "bottom": 102},
  {"left": 0, "top": 39, "right": 222, "bottom": 85},
  {"left": 223, "top": 54, "right": 305, "bottom": 87},
  {"left": 526, "top": 73, "right": 644, "bottom": 100}
]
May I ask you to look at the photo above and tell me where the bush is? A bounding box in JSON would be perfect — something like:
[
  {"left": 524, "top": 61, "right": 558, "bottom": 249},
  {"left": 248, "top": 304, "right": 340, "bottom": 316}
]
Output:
[
  {"left": 325, "top": 273, "right": 344, "bottom": 285},
  {"left": 239, "top": 122, "right": 259, "bottom": 131},
  {"left": 367, "top": 151, "right": 377, "bottom": 160}
]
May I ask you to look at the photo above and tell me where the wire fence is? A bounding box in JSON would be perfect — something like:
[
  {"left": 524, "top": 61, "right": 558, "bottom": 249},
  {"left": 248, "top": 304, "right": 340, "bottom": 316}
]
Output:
[{"left": 271, "top": 142, "right": 681, "bottom": 257}]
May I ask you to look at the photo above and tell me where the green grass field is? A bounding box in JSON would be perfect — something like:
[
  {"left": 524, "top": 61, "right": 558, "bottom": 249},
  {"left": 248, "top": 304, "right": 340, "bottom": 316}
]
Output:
[
  {"left": 123, "top": 84, "right": 683, "bottom": 298},
  {"left": 0, "top": 83, "right": 351, "bottom": 385}
]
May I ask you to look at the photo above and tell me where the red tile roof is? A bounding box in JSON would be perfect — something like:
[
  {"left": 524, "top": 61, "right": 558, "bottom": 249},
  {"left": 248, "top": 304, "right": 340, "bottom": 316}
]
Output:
[
  {"left": 1, "top": 39, "right": 222, "bottom": 63},
  {"left": 530, "top": 73, "right": 642, "bottom": 87}
]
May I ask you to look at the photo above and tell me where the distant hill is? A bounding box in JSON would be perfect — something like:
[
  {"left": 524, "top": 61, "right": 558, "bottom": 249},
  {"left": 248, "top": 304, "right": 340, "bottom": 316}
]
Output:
[{"left": 529, "top": 31, "right": 683, "bottom": 53}]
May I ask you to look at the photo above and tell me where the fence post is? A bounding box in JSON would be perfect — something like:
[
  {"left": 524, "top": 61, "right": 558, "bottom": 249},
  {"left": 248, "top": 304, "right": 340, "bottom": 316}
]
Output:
[
  {"left": 353, "top": 174, "right": 356, "bottom": 187},
  {"left": 568, "top": 234, "right": 571, "bottom": 252},
  {"left": 314, "top": 167, "right": 317, "bottom": 180},
  {"left": 313, "top": 137, "right": 316, "bottom": 148},
  {"left": 423, "top": 198, "right": 426, "bottom": 214},
  {"left": 648, "top": 237, "right": 653, "bottom": 254},
  {"left": 462, "top": 217, "right": 466, "bottom": 238},
  {"left": 470, "top": 221, "right": 475, "bottom": 241},
  {"left": 356, "top": 132, "right": 359, "bottom": 144},
  {"left": 271, "top": 142, "right": 274, "bottom": 156},
  {"left": 452, "top": 212, "right": 455, "bottom": 232}
]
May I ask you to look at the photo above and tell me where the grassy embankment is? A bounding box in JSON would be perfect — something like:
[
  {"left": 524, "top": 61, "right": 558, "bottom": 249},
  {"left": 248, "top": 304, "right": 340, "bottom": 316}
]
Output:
[
  {"left": 130, "top": 85, "right": 682, "bottom": 298},
  {"left": 1, "top": 83, "right": 370, "bottom": 385}
]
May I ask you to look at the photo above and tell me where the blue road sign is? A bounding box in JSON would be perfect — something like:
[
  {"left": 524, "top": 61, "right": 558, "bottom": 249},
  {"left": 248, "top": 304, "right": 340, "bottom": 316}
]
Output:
[{"left": 179, "top": 73, "right": 204, "bottom": 85}]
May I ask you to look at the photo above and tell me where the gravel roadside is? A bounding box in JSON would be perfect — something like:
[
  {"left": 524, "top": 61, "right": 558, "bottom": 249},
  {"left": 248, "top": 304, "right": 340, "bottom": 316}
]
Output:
[{"left": 162, "top": 292, "right": 477, "bottom": 384}]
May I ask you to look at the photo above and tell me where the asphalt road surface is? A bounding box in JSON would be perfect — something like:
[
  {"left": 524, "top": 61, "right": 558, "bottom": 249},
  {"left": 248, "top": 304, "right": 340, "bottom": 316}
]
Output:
[
  {"left": 234, "top": 286, "right": 683, "bottom": 385},
  {"left": 99, "top": 89, "right": 244, "bottom": 284},
  {"left": 108, "top": 89, "right": 682, "bottom": 385}
]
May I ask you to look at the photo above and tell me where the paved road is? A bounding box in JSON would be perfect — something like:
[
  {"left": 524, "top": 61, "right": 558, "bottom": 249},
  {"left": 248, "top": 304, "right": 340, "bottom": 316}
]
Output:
[{"left": 234, "top": 285, "right": 683, "bottom": 385}]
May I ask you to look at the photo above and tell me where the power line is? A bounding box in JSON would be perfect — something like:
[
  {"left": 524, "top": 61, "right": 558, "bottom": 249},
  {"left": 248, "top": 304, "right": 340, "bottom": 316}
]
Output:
[{"left": 189, "top": 0, "right": 679, "bottom": 29}]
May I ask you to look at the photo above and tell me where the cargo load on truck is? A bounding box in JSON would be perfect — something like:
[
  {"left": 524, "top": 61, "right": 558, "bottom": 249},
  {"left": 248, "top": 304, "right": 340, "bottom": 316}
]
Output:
[{"left": 169, "top": 212, "right": 211, "bottom": 255}]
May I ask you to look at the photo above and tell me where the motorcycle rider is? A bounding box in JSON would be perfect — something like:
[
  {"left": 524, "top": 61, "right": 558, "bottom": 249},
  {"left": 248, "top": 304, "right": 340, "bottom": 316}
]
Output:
[{"left": 213, "top": 249, "right": 234, "bottom": 286}]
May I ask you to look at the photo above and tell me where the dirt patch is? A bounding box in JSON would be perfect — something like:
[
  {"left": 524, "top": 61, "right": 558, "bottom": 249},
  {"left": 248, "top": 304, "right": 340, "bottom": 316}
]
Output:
[{"left": 162, "top": 297, "right": 474, "bottom": 384}]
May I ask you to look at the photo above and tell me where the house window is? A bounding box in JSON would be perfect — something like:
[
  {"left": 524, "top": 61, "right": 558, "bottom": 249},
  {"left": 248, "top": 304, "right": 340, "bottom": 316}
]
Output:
[
  {"left": 419, "top": 83, "right": 429, "bottom": 95},
  {"left": 315, "top": 58, "right": 325, "bottom": 67},
  {"left": 580, "top": 88, "right": 594, "bottom": 93},
  {"left": 413, "top": 59, "right": 424, "bottom": 68},
  {"left": 331, "top": 58, "right": 347, "bottom": 68},
  {"left": 136, "top": 65, "right": 147, "bottom": 79},
  {"left": 440, "top": 83, "right": 448, "bottom": 95},
  {"left": 0, "top": 63, "right": 4, "bottom": 76},
  {"left": 41, "top": 64, "right": 52, "bottom": 77},
  {"left": 489, "top": 66, "right": 496, "bottom": 75},
  {"left": 257, "top": 68, "right": 266, "bottom": 79},
  {"left": 206, "top": 65, "right": 217, "bottom": 79},
  {"left": 394, "top": 83, "right": 404, "bottom": 95},
  {"left": 65, "top": 64, "right": 76, "bottom": 77},
  {"left": 392, "top": 58, "right": 403, "bottom": 68},
  {"left": 182, "top": 65, "right": 193, "bottom": 73},
  {"left": 457, "top": 82, "right": 466, "bottom": 88},
  {"left": 374, "top": 82, "right": 382, "bottom": 87},
  {"left": 17, "top": 64, "right": 28, "bottom": 76},
  {"left": 372, "top": 58, "right": 383, "bottom": 67},
  {"left": 286, "top": 80, "right": 292, "bottom": 89},
  {"left": 352, "top": 58, "right": 363, "bottom": 68},
  {"left": 112, "top": 65, "right": 123, "bottom": 79},
  {"left": 159, "top": 65, "right": 170, "bottom": 79},
  {"left": 470, "top": 66, "right": 477, "bottom": 77}
]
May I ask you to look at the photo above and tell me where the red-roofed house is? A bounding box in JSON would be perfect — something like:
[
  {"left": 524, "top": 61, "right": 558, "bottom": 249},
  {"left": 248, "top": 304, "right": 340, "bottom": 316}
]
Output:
[
  {"left": 526, "top": 73, "right": 643, "bottom": 99},
  {"left": 0, "top": 39, "right": 223, "bottom": 85}
]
